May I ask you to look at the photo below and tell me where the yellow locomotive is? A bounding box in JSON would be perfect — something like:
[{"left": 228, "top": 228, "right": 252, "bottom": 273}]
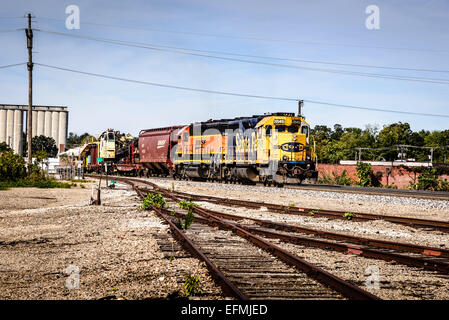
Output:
[{"left": 173, "top": 103, "right": 317, "bottom": 185}]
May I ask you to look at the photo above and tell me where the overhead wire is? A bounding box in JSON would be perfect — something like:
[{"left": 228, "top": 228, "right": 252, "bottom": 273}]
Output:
[
  {"left": 34, "top": 29, "right": 449, "bottom": 85},
  {"left": 34, "top": 62, "right": 449, "bottom": 119},
  {"left": 0, "top": 62, "right": 27, "bottom": 69},
  {"left": 33, "top": 29, "right": 449, "bottom": 74},
  {"left": 36, "top": 16, "right": 449, "bottom": 54}
]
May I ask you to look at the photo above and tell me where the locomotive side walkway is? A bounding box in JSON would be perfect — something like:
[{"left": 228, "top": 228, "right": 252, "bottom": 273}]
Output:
[{"left": 0, "top": 183, "right": 222, "bottom": 299}]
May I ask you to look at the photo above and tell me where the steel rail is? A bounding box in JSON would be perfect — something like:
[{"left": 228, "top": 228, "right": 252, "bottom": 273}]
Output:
[
  {"left": 147, "top": 187, "right": 380, "bottom": 300},
  {"left": 167, "top": 192, "right": 449, "bottom": 258},
  {"left": 161, "top": 187, "right": 449, "bottom": 232},
  {"left": 111, "top": 175, "right": 380, "bottom": 300},
  {"left": 131, "top": 183, "right": 248, "bottom": 300},
  {"left": 122, "top": 174, "right": 449, "bottom": 201},
  {"left": 87, "top": 175, "right": 449, "bottom": 253},
  {"left": 151, "top": 191, "right": 449, "bottom": 274}
]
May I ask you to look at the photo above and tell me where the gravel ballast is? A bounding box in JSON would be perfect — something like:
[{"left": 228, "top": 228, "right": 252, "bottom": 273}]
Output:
[{"left": 0, "top": 183, "right": 223, "bottom": 300}]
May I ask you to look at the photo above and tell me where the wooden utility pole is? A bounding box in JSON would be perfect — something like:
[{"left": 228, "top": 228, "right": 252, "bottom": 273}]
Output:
[{"left": 25, "top": 13, "right": 33, "bottom": 170}]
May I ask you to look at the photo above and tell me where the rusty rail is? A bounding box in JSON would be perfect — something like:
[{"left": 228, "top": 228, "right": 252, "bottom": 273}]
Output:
[
  {"left": 155, "top": 194, "right": 449, "bottom": 274},
  {"left": 144, "top": 187, "right": 380, "bottom": 300},
  {"left": 132, "top": 184, "right": 248, "bottom": 300},
  {"left": 108, "top": 175, "right": 380, "bottom": 300}
]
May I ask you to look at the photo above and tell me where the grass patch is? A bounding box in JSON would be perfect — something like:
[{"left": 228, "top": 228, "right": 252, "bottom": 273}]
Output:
[
  {"left": 69, "top": 179, "right": 94, "bottom": 183},
  {"left": 0, "top": 179, "right": 72, "bottom": 190}
]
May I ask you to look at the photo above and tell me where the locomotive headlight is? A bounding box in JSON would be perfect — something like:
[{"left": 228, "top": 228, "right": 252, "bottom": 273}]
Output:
[
  {"left": 306, "top": 155, "right": 311, "bottom": 160},
  {"left": 283, "top": 156, "right": 288, "bottom": 161}
]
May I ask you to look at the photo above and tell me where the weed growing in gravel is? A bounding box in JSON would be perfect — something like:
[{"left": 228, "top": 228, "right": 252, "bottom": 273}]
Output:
[
  {"left": 309, "top": 210, "right": 318, "bottom": 216},
  {"left": 184, "top": 274, "right": 203, "bottom": 297},
  {"left": 174, "top": 209, "right": 195, "bottom": 230},
  {"left": 183, "top": 210, "right": 194, "bottom": 230},
  {"left": 343, "top": 212, "right": 355, "bottom": 220},
  {"left": 178, "top": 200, "right": 198, "bottom": 211},
  {"left": 141, "top": 193, "right": 167, "bottom": 209}
]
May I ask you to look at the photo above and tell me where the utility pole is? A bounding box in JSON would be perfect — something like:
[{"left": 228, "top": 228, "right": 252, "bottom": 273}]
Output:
[
  {"left": 25, "top": 13, "right": 33, "bottom": 171},
  {"left": 297, "top": 100, "right": 303, "bottom": 116}
]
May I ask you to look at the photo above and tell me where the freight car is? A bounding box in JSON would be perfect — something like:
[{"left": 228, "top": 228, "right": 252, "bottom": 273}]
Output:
[
  {"left": 138, "top": 126, "right": 184, "bottom": 177},
  {"left": 79, "top": 141, "right": 101, "bottom": 173},
  {"left": 80, "top": 103, "right": 318, "bottom": 185}
]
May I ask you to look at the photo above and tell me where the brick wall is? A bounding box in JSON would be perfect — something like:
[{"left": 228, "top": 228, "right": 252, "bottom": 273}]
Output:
[{"left": 317, "top": 163, "right": 449, "bottom": 189}]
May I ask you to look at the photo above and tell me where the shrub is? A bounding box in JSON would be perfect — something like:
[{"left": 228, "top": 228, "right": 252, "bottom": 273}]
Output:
[
  {"left": 184, "top": 274, "right": 203, "bottom": 297},
  {"left": 355, "top": 162, "right": 372, "bottom": 187},
  {"left": 141, "top": 193, "right": 167, "bottom": 209},
  {"left": 318, "top": 170, "right": 353, "bottom": 186},
  {"left": 183, "top": 210, "right": 194, "bottom": 230},
  {"left": 416, "top": 168, "right": 439, "bottom": 191},
  {"left": 178, "top": 200, "right": 198, "bottom": 210},
  {"left": 439, "top": 179, "right": 449, "bottom": 192},
  {"left": 176, "top": 200, "right": 196, "bottom": 230},
  {"left": 0, "top": 151, "right": 27, "bottom": 182}
]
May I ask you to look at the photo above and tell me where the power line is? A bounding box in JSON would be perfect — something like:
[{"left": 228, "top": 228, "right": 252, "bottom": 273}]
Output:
[
  {"left": 0, "top": 16, "right": 25, "bottom": 19},
  {"left": 34, "top": 29, "right": 449, "bottom": 74},
  {"left": 34, "top": 29, "right": 449, "bottom": 85},
  {"left": 36, "top": 16, "right": 449, "bottom": 54},
  {"left": 34, "top": 62, "right": 449, "bottom": 119},
  {"left": 0, "top": 62, "right": 26, "bottom": 69},
  {"left": 0, "top": 28, "right": 24, "bottom": 33}
]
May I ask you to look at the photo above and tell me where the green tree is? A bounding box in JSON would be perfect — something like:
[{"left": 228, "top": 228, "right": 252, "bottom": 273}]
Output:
[
  {"left": 0, "top": 142, "right": 12, "bottom": 153},
  {"left": 23, "top": 135, "right": 58, "bottom": 158},
  {"left": 67, "top": 132, "right": 91, "bottom": 149}
]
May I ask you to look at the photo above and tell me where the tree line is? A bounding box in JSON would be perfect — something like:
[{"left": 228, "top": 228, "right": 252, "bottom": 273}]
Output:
[{"left": 311, "top": 122, "right": 449, "bottom": 164}]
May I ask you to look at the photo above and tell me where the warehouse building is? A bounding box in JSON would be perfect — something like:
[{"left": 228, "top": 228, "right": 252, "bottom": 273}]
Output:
[{"left": 0, "top": 104, "right": 69, "bottom": 155}]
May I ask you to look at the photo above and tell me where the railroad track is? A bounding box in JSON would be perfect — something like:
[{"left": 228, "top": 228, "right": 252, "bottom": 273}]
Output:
[
  {"left": 120, "top": 174, "right": 449, "bottom": 201},
  {"left": 102, "top": 175, "right": 379, "bottom": 300},
  {"left": 141, "top": 186, "right": 449, "bottom": 274},
  {"left": 87, "top": 174, "right": 449, "bottom": 298},
  {"left": 90, "top": 174, "right": 449, "bottom": 233},
  {"left": 104, "top": 175, "right": 449, "bottom": 232},
  {"left": 166, "top": 188, "right": 449, "bottom": 233},
  {"left": 138, "top": 178, "right": 449, "bottom": 270}
]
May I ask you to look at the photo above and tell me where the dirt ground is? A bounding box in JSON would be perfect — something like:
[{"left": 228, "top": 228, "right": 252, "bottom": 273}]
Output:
[{"left": 0, "top": 182, "right": 223, "bottom": 300}]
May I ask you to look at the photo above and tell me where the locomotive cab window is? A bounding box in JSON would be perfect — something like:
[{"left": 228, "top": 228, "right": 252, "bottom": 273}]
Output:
[
  {"left": 108, "top": 133, "right": 114, "bottom": 141},
  {"left": 275, "top": 125, "right": 286, "bottom": 132},
  {"left": 301, "top": 126, "right": 309, "bottom": 136},
  {"left": 265, "top": 125, "right": 272, "bottom": 136},
  {"left": 183, "top": 132, "right": 189, "bottom": 142},
  {"left": 288, "top": 125, "right": 299, "bottom": 133}
]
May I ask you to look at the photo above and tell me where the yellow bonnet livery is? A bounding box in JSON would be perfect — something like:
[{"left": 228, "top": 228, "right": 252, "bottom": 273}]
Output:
[{"left": 173, "top": 108, "right": 317, "bottom": 185}]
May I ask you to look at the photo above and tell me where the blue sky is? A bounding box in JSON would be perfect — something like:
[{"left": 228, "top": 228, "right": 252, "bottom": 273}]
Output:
[{"left": 0, "top": 0, "right": 448, "bottom": 136}]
